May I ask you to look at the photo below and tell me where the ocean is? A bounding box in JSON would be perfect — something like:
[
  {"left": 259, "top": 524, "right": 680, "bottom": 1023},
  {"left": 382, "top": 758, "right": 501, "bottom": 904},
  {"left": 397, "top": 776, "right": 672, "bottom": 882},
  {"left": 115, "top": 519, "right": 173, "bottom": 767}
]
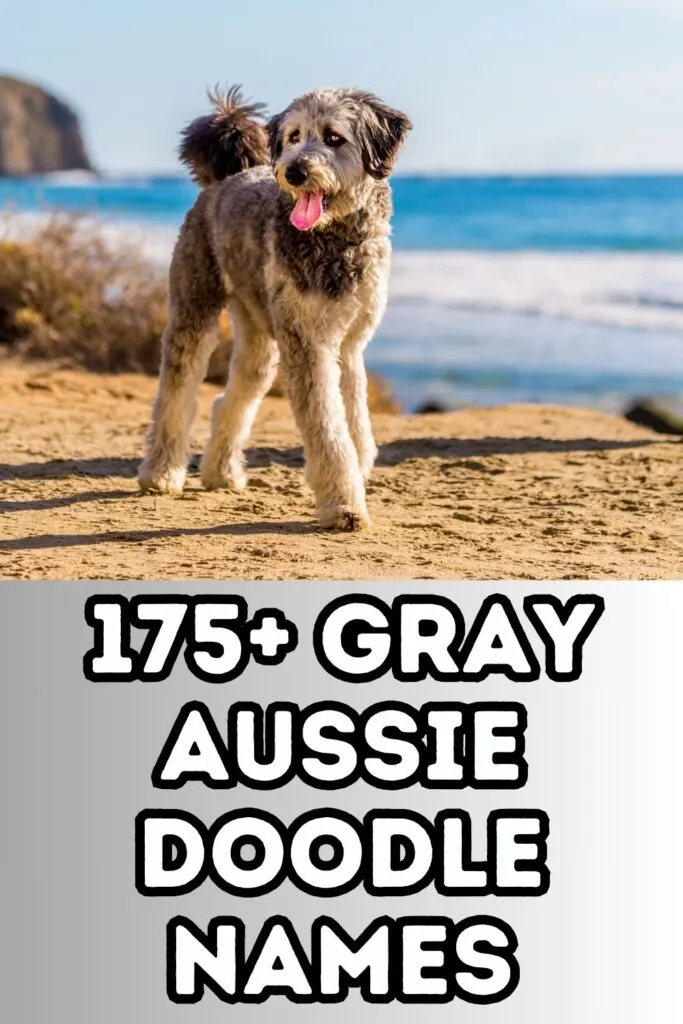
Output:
[{"left": 2, "top": 172, "right": 683, "bottom": 412}]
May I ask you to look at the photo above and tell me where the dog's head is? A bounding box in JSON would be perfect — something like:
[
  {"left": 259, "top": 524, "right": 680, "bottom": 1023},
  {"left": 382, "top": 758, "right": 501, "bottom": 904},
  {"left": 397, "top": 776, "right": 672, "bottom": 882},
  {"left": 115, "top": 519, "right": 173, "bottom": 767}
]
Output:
[{"left": 267, "top": 88, "right": 412, "bottom": 231}]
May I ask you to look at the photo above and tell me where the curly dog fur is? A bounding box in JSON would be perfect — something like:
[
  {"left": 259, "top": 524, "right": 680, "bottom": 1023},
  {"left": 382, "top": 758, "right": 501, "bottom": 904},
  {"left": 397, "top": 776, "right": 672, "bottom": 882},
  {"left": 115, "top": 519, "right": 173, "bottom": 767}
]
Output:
[{"left": 138, "top": 85, "right": 411, "bottom": 530}]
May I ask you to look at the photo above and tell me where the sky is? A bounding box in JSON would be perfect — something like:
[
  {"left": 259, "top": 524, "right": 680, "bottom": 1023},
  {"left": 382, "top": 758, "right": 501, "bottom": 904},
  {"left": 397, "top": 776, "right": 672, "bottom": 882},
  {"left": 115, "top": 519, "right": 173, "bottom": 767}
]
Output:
[{"left": 4, "top": 0, "right": 683, "bottom": 174}]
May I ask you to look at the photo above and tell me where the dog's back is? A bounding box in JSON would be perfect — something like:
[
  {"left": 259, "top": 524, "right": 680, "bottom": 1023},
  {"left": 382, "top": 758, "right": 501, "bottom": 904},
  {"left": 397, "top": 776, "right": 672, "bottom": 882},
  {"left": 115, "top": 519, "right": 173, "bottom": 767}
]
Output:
[{"left": 174, "top": 88, "right": 279, "bottom": 321}]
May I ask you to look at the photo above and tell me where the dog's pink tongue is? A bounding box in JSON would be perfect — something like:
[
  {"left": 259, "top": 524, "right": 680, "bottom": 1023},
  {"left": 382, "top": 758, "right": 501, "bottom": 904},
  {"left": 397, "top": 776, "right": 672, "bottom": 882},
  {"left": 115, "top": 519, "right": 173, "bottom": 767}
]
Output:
[{"left": 291, "top": 193, "right": 324, "bottom": 231}]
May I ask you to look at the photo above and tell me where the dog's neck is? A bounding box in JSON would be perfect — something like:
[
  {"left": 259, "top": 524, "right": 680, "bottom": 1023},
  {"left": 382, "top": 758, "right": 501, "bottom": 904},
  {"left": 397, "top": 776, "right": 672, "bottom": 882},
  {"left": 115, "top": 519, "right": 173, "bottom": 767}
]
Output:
[
  {"left": 275, "top": 178, "right": 392, "bottom": 244},
  {"left": 273, "top": 179, "right": 393, "bottom": 300}
]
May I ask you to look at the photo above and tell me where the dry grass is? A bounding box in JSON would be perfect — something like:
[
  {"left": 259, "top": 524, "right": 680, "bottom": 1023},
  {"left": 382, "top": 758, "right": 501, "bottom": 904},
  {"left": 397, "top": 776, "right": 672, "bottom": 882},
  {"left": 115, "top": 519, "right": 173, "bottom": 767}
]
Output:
[
  {"left": 0, "top": 213, "right": 173, "bottom": 372},
  {"left": 0, "top": 211, "right": 398, "bottom": 411}
]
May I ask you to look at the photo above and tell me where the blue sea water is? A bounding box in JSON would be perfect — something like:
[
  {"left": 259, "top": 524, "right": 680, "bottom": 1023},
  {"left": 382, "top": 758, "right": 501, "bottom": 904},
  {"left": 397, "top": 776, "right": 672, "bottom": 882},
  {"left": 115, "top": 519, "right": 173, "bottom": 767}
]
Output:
[{"left": 2, "top": 172, "right": 683, "bottom": 410}]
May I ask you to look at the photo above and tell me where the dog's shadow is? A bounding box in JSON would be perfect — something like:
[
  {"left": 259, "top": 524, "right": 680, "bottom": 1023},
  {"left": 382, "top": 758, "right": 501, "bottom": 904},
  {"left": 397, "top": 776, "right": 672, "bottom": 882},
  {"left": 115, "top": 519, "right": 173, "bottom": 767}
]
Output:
[
  {"left": 0, "top": 433, "right": 657, "bottom": 488},
  {"left": 0, "top": 433, "right": 662, "bottom": 552},
  {"left": 0, "top": 520, "right": 316, "bottom": 552},
  {"left": 251, "top": 434, "right": 661, "bottom": 468},
  {"left": 377, "top": 435, "right": 659, "bottom": 464},
  {"left": 0, "top": 456, "right": 140, "bottom": 483}
]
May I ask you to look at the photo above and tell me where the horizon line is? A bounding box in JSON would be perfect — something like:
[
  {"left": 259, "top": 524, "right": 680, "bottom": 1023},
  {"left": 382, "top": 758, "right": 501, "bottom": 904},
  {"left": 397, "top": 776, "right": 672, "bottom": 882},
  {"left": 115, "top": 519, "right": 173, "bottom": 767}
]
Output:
[{"left": 24, "top": 168, "right": 683, "bottom": 181}]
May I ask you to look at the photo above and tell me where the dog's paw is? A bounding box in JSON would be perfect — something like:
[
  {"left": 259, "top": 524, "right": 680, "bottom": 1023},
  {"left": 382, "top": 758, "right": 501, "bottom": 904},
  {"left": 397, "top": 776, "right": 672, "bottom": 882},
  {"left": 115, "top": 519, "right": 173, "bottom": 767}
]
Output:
[
  {"left": 200, "top": 457, "right": 247, "bottom": 492},
  {"left": 137, "top": 464, "right": 186, "bottom": 495},
  {"left": 318, "top": 502, "right": 371, "bottom": 532}
]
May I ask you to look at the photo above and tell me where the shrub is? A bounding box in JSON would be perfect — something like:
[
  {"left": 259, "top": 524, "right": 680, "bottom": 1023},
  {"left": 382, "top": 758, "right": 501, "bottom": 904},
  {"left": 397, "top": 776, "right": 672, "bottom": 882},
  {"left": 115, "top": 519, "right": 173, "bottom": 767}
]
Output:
[
  {"left": 0, "top": 212, "right": 233, "bottom": 378},
  {"left": 0, "top": 211, "right": 399, "bottom": 411}
]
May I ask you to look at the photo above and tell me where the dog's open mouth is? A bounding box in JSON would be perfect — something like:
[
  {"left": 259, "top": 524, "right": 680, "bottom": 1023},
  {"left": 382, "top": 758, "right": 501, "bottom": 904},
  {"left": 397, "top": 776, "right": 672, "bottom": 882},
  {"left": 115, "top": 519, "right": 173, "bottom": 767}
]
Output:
[{"left": 290, "top": 193, "right": 325, "bottom": 232}]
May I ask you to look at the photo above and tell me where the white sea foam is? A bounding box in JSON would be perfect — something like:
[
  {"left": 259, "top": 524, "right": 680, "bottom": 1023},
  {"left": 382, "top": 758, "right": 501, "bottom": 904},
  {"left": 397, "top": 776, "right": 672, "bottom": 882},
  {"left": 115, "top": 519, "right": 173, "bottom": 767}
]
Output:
[
  {"left": 5, "top": 211, "right": 683, "bottom": 336},
  {"left": 39, "top": 170, "right": 101, "bottom": 186},
  {"left": 390, "top": 250, "right": 683, "bottom": 332},
  {"left": 86, "top": 225, "right": 683, "bottom": 334},
  {"left": 0, "top": 211, "right": 178, "bottom": 267}
]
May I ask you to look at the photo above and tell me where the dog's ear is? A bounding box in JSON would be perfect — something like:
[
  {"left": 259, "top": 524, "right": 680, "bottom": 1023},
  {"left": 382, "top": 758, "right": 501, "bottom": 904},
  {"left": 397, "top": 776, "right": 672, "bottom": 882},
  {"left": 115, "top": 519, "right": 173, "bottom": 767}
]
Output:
[
  {"left": 266, "top": 111, "right": 286, "bottom": 163},
  {"left": 354, "top": 93, "right": 412, "bottom": 180}
]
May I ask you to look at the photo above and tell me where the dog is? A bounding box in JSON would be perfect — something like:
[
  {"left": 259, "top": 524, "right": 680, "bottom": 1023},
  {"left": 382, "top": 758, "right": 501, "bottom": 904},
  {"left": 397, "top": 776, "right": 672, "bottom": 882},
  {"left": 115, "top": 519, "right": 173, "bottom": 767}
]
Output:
[{"left": 138, "top": 85, "right": 411, "bottom": 530}]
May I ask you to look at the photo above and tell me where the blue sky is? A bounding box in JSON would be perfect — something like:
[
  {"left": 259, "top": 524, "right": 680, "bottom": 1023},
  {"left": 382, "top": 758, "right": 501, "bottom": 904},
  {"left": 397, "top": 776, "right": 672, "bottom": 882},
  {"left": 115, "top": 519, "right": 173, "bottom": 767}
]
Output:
[{"left": 4, "top": 0, "right": 683, "bottom": 173}]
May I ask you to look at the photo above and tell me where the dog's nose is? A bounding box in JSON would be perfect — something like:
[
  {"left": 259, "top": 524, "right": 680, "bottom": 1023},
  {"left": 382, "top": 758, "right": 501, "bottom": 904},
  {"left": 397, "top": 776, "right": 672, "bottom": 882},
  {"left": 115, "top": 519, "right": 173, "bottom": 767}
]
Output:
[{"left": 285, "top": 161, "right": 308, "bottom": 186}]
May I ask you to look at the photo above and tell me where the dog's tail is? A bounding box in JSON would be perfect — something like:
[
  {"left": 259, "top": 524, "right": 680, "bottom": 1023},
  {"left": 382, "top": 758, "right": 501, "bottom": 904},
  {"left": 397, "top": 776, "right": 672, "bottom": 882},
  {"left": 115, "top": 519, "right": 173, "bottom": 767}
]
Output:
[{"left": 178, "top": 85, "right": 269, "bottom": 187}]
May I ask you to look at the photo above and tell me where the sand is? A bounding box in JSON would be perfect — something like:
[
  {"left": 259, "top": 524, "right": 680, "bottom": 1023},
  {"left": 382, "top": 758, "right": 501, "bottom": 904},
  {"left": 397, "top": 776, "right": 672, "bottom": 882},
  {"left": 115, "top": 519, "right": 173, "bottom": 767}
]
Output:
[{"left": 0, "top": 358, "right": 681, "bottom": 580}]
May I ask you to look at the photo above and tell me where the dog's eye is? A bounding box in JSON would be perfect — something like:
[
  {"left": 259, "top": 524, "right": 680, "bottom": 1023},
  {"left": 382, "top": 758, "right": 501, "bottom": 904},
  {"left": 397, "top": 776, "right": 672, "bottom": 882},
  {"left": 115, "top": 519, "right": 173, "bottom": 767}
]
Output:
[
  {"left": 288, "top": 129, "right": 301, "bottom": 145},
  {"left": 324, "top": 131, "right": 345, "bottom": 147}
]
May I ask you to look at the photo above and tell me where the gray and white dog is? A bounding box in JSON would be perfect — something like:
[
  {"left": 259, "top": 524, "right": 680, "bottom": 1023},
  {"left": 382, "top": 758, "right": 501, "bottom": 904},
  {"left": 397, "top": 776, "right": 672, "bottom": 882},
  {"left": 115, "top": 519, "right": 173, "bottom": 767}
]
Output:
[{"left": 138, "top": 85, "right": 411, "bottom": 530}]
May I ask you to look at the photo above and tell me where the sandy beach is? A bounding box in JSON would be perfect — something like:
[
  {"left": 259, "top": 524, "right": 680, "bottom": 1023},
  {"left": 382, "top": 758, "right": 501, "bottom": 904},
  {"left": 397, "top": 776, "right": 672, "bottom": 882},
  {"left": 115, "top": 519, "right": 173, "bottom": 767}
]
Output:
[{"left": 0, "top": 358, "right": 680, "bottom": 580}]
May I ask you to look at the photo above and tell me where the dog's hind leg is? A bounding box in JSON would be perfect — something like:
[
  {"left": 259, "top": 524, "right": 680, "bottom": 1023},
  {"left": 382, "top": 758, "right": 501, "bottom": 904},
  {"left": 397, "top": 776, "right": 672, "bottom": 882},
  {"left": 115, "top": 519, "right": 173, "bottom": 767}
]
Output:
[
  {"left": 138, "top": 208, "right": 225, "bottom": 495},
  {"left": 279, "top": 329, "right": 369, "bottom": 531},
  {"left": 200, "top": 300, "right": 279, "bottom": 490},
  {"left": 137, "top": 315, "right": 219, "bottom": 494}
]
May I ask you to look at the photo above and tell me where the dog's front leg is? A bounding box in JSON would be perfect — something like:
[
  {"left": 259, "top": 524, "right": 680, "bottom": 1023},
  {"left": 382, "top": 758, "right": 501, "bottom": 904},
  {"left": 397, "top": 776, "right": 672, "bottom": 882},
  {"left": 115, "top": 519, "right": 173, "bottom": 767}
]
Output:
[
  {"left": 340, "top": 338, "right": 378, "bottom": 481},
  {"left": 340, "top": 276, "right": 388, "bottom": 480},
  {"left": 279, "top": 328, "right": 370, "bottom": 531}
]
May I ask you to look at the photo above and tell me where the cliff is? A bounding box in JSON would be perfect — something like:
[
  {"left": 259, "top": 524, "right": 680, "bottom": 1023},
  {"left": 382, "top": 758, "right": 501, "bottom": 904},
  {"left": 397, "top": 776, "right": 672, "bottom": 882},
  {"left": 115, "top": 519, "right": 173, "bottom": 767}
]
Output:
[{"left": 0, "top": 75, "right": 93, "bottom": 177}]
